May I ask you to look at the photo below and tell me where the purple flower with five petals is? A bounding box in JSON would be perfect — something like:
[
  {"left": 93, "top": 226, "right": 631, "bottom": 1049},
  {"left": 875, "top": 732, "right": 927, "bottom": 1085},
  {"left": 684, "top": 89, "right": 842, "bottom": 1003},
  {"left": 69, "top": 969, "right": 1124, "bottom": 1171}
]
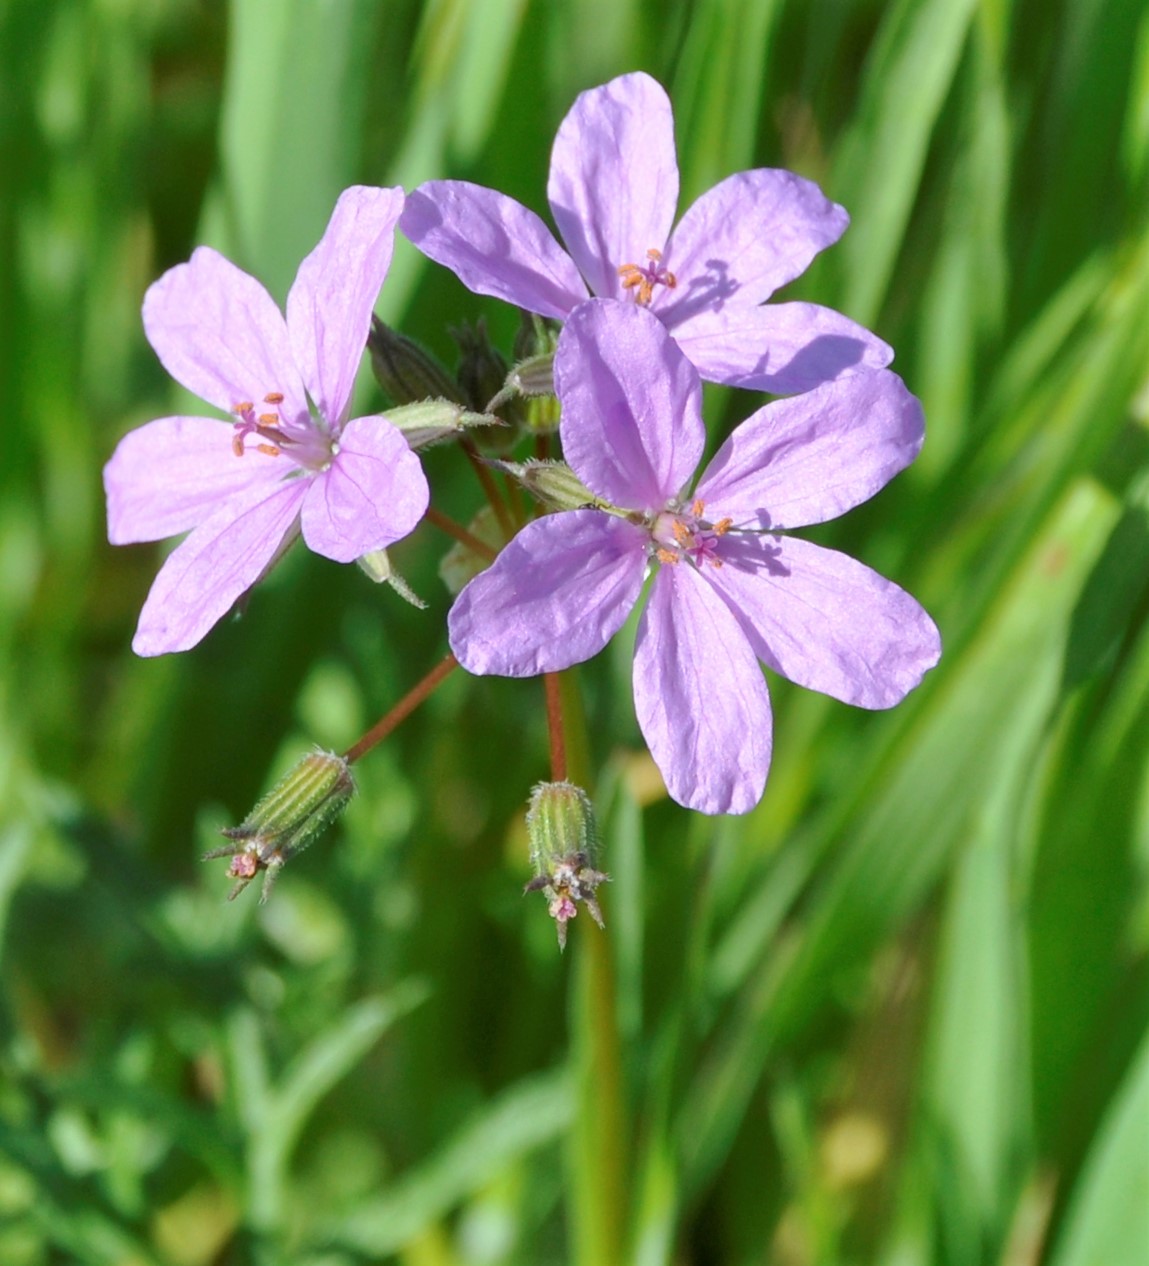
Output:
[
  {"left": 402, "top": 71, "right": 890, "bottom": 395},
  {"left": 448, "top": 302, "right": 941, "bottom": 814},
  {"left": 104, "top": 186, "right": 429, "bottom": 656}
]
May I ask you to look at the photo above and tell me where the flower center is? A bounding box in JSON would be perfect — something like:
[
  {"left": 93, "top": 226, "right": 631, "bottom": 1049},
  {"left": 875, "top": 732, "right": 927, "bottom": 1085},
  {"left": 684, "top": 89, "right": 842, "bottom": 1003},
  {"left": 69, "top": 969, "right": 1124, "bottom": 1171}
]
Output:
[
  {"left": 649, "top": 499, "right": 732, "bottom": 569},
  {"left": 618, "top": 248, "right": 676, "bottom": 307},
  {"left": 230, "top": 391, "right": 334, "bottom": 471}
]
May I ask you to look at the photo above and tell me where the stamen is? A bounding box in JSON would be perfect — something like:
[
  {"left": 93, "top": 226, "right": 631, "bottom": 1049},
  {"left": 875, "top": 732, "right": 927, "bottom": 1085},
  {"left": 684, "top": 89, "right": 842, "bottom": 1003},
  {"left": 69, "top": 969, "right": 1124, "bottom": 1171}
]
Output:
[
  {"left": 656, "top": 548, "right": 680, "bottom": 565},
  {"left": 714, "top": 517, "right": 733, "bottom": 535},
  {"left": 263, "top": 392, "right": 284, "bottom": 404},
  {"left": 232, "top": 433, "right": 246, "bottom": 457},
  {"left": 258, "top": 412, "right": 279, "bottom": 425},
  {"left": 233, "top": 402, "right": 254, "bottom": 416},
  {"left": 617, "top": 246, "right": 676, "bottom": 307},
  {"left": 691, "top": 498, "right": 705, "bottom": 517},
  {"left": 256, "top": 443, "right": 281, "bottom": 457}
]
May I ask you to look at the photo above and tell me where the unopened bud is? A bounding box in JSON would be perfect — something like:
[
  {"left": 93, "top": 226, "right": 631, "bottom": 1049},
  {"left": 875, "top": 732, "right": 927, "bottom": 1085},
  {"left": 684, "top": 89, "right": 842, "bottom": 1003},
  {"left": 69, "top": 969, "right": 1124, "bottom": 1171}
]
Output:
[
  {"left": 382, "top": 399, "right": 499, "bottom": 450},
  {"left": 369, "top": 317, "right": 464, "bottom": 406},
  {"left": 524, "top": 781, "right": 608, "bottom": 950},
  {"left": 493, "top": 459, "right": 604, "bottom": 513},
  {"left": 204, "top": 750, "right": 355, "bottom": 902},
  {"left": 484, "top": 353, "right": 558, "bottom": 428},
  {"left": 452, "top": 318, "right": 510, "bottom": 415}
]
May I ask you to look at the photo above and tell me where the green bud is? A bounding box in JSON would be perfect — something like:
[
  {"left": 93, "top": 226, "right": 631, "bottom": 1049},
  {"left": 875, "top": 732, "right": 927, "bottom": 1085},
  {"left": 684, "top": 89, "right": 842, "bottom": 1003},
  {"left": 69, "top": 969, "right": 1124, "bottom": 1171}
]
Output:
[
  {"left": 368, "top": 317, "right": 464, "bottom": 406},
  {"left": 493, "top": 459, "right": 605, "bottom": 513},
  {"left": 484, "top": 352, "right": 557, "bottom": 427},
  {"left": 381, "top": 399, "right": 499, "bottom": 450},
  {"left": 204, "top": 750, "right": 355, "bottom": 902},
  {"left": 524, "top": 781, "right": 608, "bottom": 950}
]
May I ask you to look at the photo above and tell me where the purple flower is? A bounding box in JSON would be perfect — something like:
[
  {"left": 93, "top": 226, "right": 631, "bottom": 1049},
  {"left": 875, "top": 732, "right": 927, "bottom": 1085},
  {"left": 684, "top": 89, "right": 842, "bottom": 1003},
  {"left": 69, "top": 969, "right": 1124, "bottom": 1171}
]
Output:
[
  {"left": 402, "top": 71, "right": 890, "bottom": 395},
  {"left": 448, "top": 302, "right": 940, "bottom": 814},
  {"left": 105, "top": 186, "right": 429, "bottom": 656}
]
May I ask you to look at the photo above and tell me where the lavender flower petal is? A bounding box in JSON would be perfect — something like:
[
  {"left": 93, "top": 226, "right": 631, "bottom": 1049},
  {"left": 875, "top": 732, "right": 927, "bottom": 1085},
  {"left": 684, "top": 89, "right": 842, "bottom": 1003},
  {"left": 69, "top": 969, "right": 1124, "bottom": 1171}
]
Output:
[
  {"left": 104, "top": 415, "right": 287, "bottom": 544},
  {"left": 660, "top": 169, "right": 848, "bottom": 322},
  {"left": 300, "top": 416, "right": 429, "bottom": 563},
  {"left": 287, "top": 185, "right": 406, "bottom": 428},
  {"left": 449, "top": 510, "right": 647, "bottom": 677},
  {"left": 131, "top": 480, "right": 308, "bottom": 657},
  {"left": 402, "top": 182, "right": 588, "bottom": 320},
  {"left": 556, "top": 301, "right": 704, "bottom": 511},
  {"left": 633, "top": 564, "right": 773, "bottom": 814},
  {"left": 708, "top": 534, "right": 942, "bottom": 708},
  {"left": 695, "top": 370, "right": 924, "bottom": 530},
  {"left": 142, "top": 247, "right": 307, "bottom": 422},
  {"left": 671, "top": 301, "right": 893, "bottom": 394},
  {"left": 548, "top": 71, "right": 679, "bottom": 300}
]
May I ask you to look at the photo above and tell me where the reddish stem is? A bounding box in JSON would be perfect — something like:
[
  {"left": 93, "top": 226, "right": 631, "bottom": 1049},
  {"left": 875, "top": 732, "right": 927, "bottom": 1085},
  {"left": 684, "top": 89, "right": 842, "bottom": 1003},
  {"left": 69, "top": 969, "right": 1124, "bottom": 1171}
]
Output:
[
  {"left": 462, "top": 439, "right": 516, "bottom": 539},
  {"left": 544, "top": 672, "right": 568, "bottom": 782},
  {"left": 425, "top": 506, "right": 497, "bottom": 560},
  {"left": 343, "top": 654, "right": 459, "bottom": 765}
]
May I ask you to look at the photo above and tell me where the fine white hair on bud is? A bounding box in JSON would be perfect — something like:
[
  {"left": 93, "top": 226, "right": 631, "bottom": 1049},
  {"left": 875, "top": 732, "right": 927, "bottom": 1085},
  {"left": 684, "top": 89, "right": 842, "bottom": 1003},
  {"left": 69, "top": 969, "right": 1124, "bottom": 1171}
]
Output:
[
  {"left": 524, "top": 781, "right": 609, "bottom": 950},
  {"left": 204, "top": 749, "right": 355, "bottom": 902}
]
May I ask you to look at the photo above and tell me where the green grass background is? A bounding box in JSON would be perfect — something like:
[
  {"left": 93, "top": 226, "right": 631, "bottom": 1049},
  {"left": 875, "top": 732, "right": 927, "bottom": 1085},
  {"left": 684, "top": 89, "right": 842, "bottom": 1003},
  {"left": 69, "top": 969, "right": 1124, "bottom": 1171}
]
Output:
[{"left": 1, "top": 0, "right": 1147, "bottom": 1263}]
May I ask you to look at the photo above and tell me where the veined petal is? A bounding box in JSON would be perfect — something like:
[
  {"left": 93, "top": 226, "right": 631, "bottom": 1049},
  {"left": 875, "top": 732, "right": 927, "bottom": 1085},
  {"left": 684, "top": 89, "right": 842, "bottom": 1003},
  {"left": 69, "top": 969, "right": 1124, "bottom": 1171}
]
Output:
[
  {"left": 707, "top": 534, "right": 941, "bottom": 709},
  {"left": 142, "top": 247, "right": 307, "bottom": 422},
  {"left": 695, "top": 370, "right": 924, "bottom": 530},
  {"left": 131, "top": 479, "right": 307, "bottom": 656},
  {"left": 548, "top": 72, "right": 679, "bottom": 300},
  {"left": 300, "top": 416, "right": 428, "bottom": 563},
  {"left": 401, "top": 183, "right": 587, "bottom": 320},
  {"left": 104, "top": 415, "right": 288, "bottom": 544},
  {"left": 448, "top": 510, "right": 647, "bottom": 677},
  {"left": 556, "top": 301, "right": 704, "bottom": 511},
  {"left": 672, "top": 301, "right": 892, "bottom": 394},
  {"left": 633, "top": 564, "right": 772, "bottom": 815},
  {"left": 659, "top": 170, "right": 848, "bottom": 321},
  {"left": 287, "top": 186, "right": 406, "bottom": 428}
]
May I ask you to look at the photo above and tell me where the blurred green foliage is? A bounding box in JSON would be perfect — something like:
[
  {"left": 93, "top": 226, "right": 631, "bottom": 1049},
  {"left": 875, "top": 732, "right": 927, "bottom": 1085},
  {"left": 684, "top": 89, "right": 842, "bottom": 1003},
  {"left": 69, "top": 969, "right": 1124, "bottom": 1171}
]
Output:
[{"left": 1, "top": 0, "right": 1147, "bottom": 1263}]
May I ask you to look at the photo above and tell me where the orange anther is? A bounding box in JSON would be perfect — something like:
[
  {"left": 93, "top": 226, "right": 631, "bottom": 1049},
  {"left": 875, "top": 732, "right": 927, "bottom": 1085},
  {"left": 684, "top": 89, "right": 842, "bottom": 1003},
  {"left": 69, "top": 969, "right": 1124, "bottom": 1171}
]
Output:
[
  {"left": 233, "top": 402, "right": 254, "bottom": 415},
  {"left": 256, "top": 443, "right": 281, "bottom": 457},
  {"left": 258, "top": 412, "right": 278, "bottom": 425},
  {"left": 691, "top": 499, "right": 705, "bottom": 517},
  {"left": 263, "top": 392, "right": 284, "bottom": 404},
  {"left": 646, "top": 248, "right": 663, "bottom": 262},
  {"left": 713, "top": 517, "right": 733, "bottom": 535},
  {"left": 665, "top": 271, "right": 677, "bottom": 289},
  {"left": 656, "top": 548, "right": 680, "bottom": 565},
  {"left": 232, "top": 434, "right": 246, "bottom": 457},
  {"left": 672, "top": 519, "right": 692, "bottom": 546}
]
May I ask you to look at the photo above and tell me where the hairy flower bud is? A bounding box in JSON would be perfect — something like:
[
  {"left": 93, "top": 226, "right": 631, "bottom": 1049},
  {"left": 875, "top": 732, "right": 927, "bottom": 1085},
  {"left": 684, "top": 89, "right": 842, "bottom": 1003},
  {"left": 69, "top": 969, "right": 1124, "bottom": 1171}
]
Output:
[
  {"left": 382, "top": 399, "right": 498, "bottom": 450},
  {"left": 204, "top": 750, "right": 355, "bottom": 902},
  {"left": 452, "top": 318, "right": 510, "bottom": 415},
  {"left": 491, "top": 459, "right": 605, "bottom": 513},
  {"left": 524, "top": 781, "right": 608, "bottom": 950},
  {"left": 369, "top": 317, "right": 464, "bottom": 406}
]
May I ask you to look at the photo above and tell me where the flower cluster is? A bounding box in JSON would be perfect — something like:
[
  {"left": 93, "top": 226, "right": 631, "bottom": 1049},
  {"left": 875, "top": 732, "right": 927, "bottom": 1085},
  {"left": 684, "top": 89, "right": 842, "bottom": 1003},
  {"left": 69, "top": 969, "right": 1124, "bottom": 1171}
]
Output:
[{"left": 106, "top": 71, "right": 940, "bottom": 911}]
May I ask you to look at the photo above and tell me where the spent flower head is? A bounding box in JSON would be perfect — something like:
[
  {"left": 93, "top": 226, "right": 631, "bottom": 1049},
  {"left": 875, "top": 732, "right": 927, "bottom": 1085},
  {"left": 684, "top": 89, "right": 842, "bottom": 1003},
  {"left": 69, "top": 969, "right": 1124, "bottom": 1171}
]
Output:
[
  {"left": 204, "top": 749, "right": 356, "bottom": 902},
  {"left": 525, "top": 781, "right": 608, "bottom": 950},
  {"left": 402, "top": 71, "right": 890, "bottom": 395},
  {"left": 104, "top": 186, "right": 429, "bottom": 655},
  {"left": 448, "top": 301, "right": 941, "bottom": 814}
]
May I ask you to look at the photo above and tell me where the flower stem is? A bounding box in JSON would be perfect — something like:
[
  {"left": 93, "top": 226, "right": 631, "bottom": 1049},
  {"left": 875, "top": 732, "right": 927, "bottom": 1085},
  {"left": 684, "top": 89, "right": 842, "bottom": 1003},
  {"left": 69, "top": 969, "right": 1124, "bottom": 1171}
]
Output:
[
  {"left": 544, "top": 673, "right": 568, "bottom": 782},
  {"left": 342, "top": 654, "right": 458, "bottom": 765},
  {"left": 424, "top": 506, "right": 498, "bottom": 560},
  {"left": 462, "top": 438, "right": 517, "bottom": 539},
  {"left": 559, "top": 670, "right": 629, "bottom": 1266}
]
